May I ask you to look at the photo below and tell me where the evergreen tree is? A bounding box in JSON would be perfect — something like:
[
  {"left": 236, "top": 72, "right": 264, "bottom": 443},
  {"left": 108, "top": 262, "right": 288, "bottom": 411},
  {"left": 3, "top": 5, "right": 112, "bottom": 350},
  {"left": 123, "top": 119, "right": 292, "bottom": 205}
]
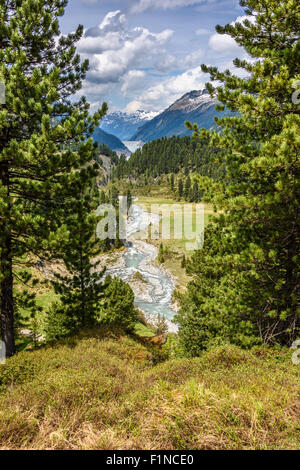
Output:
[
  {"left": 99, "top": 276, "right": 137, "bottom": 332},
  {"left": 177, "top": 0, "right": 300, "bottom": 354},
  {"left": 49, "top": 188, "right": 106, "bottom": 331},
  {"left": 184, "top": 176, "right": 191, "bottom": 200},
  {"left": 126, "top": 188, "right": 132, "bottom": 211},
  {"left": 158, "top": 243, "right": 165, "bottom": 264},
  {"left": 110, "top": 185, "right": 119, "bottom": 207},
  {"left": 100, "top": 190, "right": 106, "bottom": 205},
  {"left": 155, "top": 313, "right": 168, "bottom": 336},
  {"left": 114, "top": 136, "right": 221, "bottom": 181},
  {"left": 0, "top": 0, "right": 107, "bottom": 356},
  {"left": 170, "top": 173, "right": 175, "bottom": 192},
  {"left": 191, "top": 182, "right": 199, "bottom": 202},
  {"left": 181, "top": 255, "right": 186, "bottom": 269},
  {"left": 178, "top": 178, "right": 184, "bottom": 198}
]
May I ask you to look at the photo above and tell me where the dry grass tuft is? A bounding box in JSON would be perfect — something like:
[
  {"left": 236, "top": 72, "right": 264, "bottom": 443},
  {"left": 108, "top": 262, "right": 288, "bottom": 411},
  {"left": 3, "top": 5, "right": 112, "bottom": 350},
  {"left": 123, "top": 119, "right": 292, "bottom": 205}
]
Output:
[{"left": 0, "top": 331, "right": 299, "bottom": 450}]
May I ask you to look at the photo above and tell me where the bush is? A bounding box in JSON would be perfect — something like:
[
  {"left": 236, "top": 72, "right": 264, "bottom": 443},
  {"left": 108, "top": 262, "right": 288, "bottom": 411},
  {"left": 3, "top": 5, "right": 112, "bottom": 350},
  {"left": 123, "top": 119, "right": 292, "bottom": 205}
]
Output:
[
  {"left": 45, "top": 302, "right": 79, "bottom": 342},
  {"left": 99, "top": 277, "right": 137, "bottom": 332}
]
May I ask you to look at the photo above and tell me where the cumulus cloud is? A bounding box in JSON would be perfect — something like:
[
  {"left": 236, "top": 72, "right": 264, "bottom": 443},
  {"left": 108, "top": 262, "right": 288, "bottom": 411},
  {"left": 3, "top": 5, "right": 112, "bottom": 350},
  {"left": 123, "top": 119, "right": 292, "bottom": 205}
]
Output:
[
  {"left": 77, "top": 7, "right": 255, "bottom": 114},
  {"left": 208, "top": 33, "right": 240, "bottom": 53},
  {"left": 124, "top": 100, "right": 144, "bottom": 113},
  {"left": 121, "top": 70, "right": 146, "bottom": 95},
  {"left": 184, "top": 48, "right": 205, "bottom": 67},
  {"left": 208, "top": 15, "right": 255, "bottom": 55},
  {"left": 155, "top": 54, "right": 179, "bottom": 73},
  {"left": 77, "top": 10, "right": 173, "bottom": 92},
  {"left": 126, "top": 65, "right": 206, "bottom": 111},
  {"left": 154, "top": 48, "right": 204, "bottom": 73}
]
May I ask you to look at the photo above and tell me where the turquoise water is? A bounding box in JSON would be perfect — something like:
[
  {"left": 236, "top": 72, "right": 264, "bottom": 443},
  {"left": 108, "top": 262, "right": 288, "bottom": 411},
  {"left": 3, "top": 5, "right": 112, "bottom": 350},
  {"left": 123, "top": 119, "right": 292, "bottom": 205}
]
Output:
[{"left": 107, "top": 204, "right": 177, "bottom": 324}]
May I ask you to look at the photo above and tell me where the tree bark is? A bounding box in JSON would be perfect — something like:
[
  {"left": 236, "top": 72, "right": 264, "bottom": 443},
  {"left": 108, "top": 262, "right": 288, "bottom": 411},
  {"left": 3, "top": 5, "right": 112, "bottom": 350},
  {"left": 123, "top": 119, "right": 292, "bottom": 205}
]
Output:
[
  {"left": 0, "top": 161, "right": 15, "bottom": 357},
  {"left": 0, "top": 238, "right": 15, "bottom": 357}
]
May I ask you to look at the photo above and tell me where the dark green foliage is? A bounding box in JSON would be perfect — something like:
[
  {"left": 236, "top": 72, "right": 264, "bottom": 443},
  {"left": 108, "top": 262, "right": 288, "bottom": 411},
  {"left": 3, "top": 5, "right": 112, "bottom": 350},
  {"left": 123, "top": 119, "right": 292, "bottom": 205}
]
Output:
[
  {"left": 92, "top": 128, "right": 129, "bottom": 156},
  {"left": 99, "top": 276, "right": 137, "bottom": 333},
  {"left": 177, "top": 0, "right": 300, "bottom": 355},
  {"left": 97, "top": 143, "right": 119, "bottom": 165},
  {"left": 0, "top": 0, "right": 107, "bottom": 356},
  {"left": 178, "top": 178, "right": 184, "bottom": 198},
  {"left": 170, "top": 173, "right": 175, "bottom": 191},
  {"left": 155, "top": 314, "right": 168, "bottom": 336},
  {"left": 126, "top": 189, "right": 132, "bottom": 210},
  {"left": 181, "top": 255, "right": 186, "bottom": 269},
  {"left": 158, "top": 243, "right": 165, "bottom": 264},
  {"left": 49, "top": 189, "right": 106, "bottom": 333},
  {"left": 184, "top": 175, "right": 191, "bottom": 201},
  {"left": 114, "top": 136, "right": 224, "bottom": 180},
  {"left": 45, "top": 302, "right": 77, "bottom": 342}
]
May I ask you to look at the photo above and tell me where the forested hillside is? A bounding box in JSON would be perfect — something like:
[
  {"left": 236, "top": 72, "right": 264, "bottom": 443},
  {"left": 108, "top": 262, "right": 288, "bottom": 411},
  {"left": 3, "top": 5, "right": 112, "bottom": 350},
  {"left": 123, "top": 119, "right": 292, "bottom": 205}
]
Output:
[
  {"left": 131, "top": 89, "right": 224, "bottom": 142},
  {"left": 113, "top": 136, "right": 224, "bottom": 180},
  {"left": 92, "top": 128, "right": 130, "bottom": 155}
]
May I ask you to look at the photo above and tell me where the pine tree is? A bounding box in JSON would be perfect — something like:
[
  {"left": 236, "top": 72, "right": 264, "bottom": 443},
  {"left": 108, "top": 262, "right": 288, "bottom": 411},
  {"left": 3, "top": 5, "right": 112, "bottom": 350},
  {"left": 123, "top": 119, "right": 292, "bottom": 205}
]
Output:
[
  {"left": 181, "top": 255, "right": 186, "bottom": 269},
  {"left": 126, "top": 189, "right": 132, "bottom": 211},
  {"left": 177, "top": 0, "right": 300, "bottom": 354},
  {"left": 155, "top": 313, "right": 168, "bottom": 336},
  {"left": 99, "top": 276, "right": 137, "bottom": 332},
  {"left": 100, "top": 190, "right": 106, "bottom": 205},
  {"left": 170, "top": 173, "right": 175, "bottom": 192},
  {"left": 184, "top": 175, "right": 191, "bottom": 200},
  {"left": 178, "top": 178, "right": 184, "bottom": 198},
  {"left": 190, "top": 182, "right": 199, "bottom": 202},
  {"left": 49, "top": 187, "right": 106, "bottom": 331},
  {"left": 0, "top": 0, "right": 107, "bottom": 356},
  {"left": 158, "top": 243, "right": 165, "bottom": 264}
]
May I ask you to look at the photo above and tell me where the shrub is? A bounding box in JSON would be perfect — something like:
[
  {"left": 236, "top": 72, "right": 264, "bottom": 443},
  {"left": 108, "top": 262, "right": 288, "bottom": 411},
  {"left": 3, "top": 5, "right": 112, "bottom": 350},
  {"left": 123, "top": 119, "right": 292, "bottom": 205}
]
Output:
[
  {"left": 99, "top": 277, "right": 137, "bottom": 332},
  {"left": 45, "top": 302, "right": 79, "bottom": 342}
]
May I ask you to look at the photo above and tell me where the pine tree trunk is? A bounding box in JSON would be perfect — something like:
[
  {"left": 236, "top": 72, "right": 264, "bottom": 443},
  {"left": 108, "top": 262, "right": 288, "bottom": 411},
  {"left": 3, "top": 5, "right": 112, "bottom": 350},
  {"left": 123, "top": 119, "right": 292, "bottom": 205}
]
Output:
[
  {"left": 0, "top": 161, "right": 15, "bottom": 357},
  {"left": 0, "top": 240, "right": 15, "bottom": 357}
]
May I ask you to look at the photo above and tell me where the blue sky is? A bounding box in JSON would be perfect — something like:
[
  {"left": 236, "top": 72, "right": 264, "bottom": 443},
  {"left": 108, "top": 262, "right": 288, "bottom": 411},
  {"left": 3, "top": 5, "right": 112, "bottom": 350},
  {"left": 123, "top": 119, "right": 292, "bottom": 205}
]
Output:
[{"left": 60, "top": 0, "right": 249, "bottom": 114}]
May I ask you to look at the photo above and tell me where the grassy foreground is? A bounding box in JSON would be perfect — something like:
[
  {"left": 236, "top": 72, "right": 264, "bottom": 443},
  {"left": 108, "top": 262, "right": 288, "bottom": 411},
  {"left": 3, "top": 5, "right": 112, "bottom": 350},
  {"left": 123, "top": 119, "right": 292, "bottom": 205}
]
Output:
[{"left": 0, "top": 329, "right": 299, "bottom": 450}]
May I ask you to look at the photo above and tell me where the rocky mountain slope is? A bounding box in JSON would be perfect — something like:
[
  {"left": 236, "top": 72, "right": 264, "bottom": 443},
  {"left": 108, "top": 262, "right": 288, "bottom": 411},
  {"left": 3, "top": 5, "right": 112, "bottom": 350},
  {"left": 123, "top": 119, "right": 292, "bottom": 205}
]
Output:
[
  {"left": 131, "top": 90, "right": 223, "bottom": 142},
  {"left": 92, "top": 127, "right": 130, "bottom": 156},
  {"left": 101, "top": 110, "right": 159, "bottom": 141}
]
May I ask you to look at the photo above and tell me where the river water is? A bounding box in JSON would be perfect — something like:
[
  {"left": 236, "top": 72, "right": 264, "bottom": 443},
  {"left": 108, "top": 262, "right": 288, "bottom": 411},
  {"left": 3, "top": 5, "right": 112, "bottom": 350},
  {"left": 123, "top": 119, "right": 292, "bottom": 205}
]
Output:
[{"left": 106, "top": 204, "right": 177, "bottom": 329}]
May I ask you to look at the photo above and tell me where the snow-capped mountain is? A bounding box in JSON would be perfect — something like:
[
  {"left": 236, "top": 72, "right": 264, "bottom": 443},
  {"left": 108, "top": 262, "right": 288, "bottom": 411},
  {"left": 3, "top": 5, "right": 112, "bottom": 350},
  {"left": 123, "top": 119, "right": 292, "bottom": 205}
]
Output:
[
  {"left": 131, "top": 89, "right": 223, "bottom": 142},
  {"left": 101, "top": 110, "right": 159, "bottom": 141},
  {"left": 167, "top": 89, "right": 215, "bottom": 113}
]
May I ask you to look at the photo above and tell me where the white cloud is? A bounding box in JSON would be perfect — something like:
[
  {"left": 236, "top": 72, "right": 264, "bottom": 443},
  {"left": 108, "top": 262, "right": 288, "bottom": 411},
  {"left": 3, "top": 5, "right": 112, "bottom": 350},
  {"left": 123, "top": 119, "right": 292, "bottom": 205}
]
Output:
[
  {"left": 155, "top": 54, "right": 178, "bottom": 73},
  {"left": 208, "top": 33, "right": 240, "bottom": 54},
  {"left": 208, "top": 15, "right": 255, "bottom": 55},
  {"left": 154, "top": 48, "right": 204, "bottom": 73},
  {"left": 78, "top": 11, "right": 173, "bottom": 90},
  {"left": 184, "top": 48, "right": 205, "bottom": 67},
  {"left": 124, "top": 100, "right": 144, "bottom": 113},
  {"left": 126, "top": 65, "right": 206, "bottom": 111},
  {"left": 121, "top": 70, "right": 146, "bottom": 95}
]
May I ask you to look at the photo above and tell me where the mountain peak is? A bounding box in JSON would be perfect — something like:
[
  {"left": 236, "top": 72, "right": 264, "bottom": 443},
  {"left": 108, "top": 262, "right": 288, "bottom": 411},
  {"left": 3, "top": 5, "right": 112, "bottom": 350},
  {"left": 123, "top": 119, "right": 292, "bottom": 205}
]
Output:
[
  {"left": 101, "top": 110, "right": 160, "bottom": 140},
  {"left": 131, "top": 88, "right": 222, "bottom": 142},
  {"left": 167, "top": 89, "right": 214, "bottom": 113}
]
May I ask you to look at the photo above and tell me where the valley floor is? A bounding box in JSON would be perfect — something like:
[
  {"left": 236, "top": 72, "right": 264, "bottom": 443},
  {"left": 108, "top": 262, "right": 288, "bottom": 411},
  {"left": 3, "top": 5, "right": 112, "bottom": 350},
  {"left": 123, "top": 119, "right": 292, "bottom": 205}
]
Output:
[
  {"left": 0, "top": 329, "right": 299, "bottom": 450},
  {"left": 133, "top": 193, "right": 214, "bottom": 289}
]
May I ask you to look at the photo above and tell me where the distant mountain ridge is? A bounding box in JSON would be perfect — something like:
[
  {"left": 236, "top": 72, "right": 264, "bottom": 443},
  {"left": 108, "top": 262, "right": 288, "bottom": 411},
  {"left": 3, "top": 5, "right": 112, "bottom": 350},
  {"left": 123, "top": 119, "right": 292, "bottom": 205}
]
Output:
[
  {"left": 101, "top": 110, "right": 159, "bottom": 141},
  {"left": 131, "top": 90, "right": 223, "bottom": 142},
  {"left": 92, "top": 128, "right": 130, "bottom": 156}
]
